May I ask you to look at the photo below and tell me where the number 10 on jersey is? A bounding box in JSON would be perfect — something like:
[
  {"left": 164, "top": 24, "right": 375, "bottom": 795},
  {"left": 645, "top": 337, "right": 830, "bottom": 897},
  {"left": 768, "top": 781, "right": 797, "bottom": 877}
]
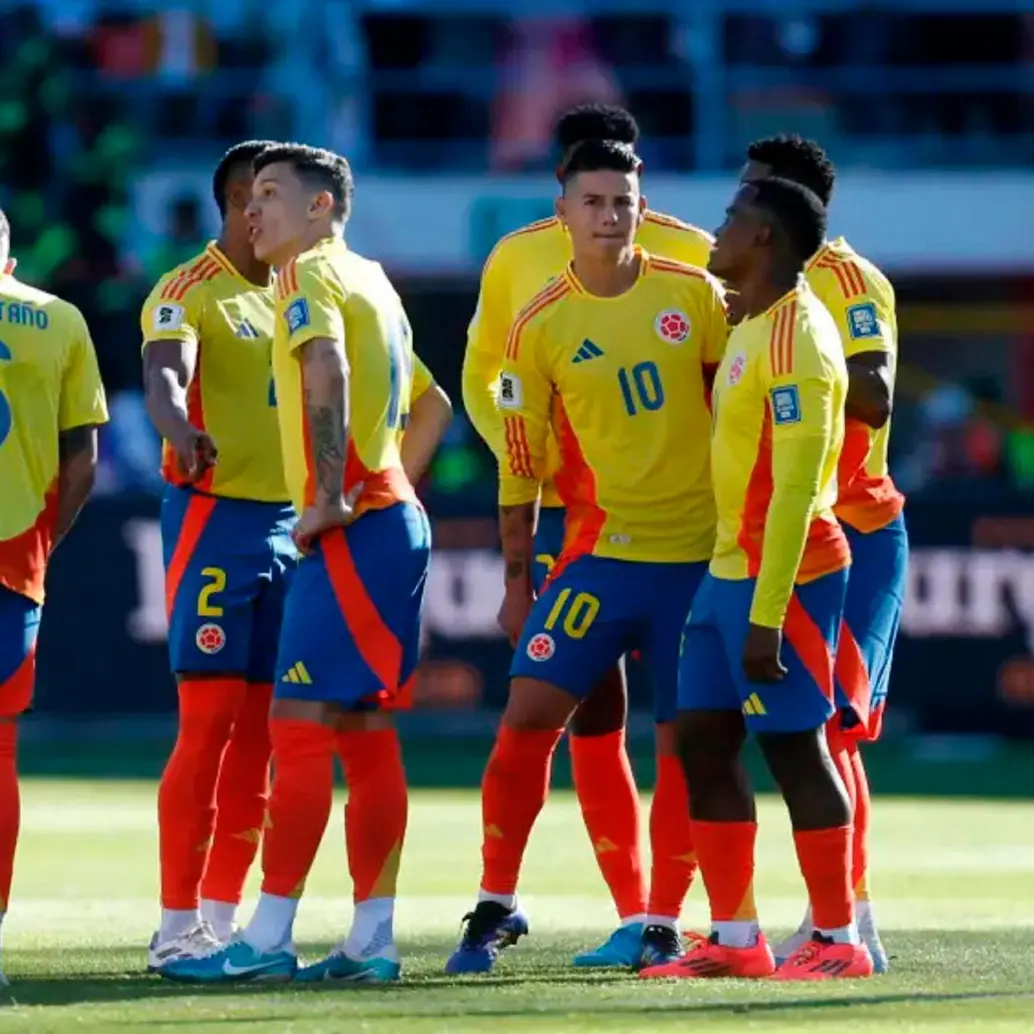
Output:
[{"left": 618, "top": 361, "right": 664, "bottom": 416}]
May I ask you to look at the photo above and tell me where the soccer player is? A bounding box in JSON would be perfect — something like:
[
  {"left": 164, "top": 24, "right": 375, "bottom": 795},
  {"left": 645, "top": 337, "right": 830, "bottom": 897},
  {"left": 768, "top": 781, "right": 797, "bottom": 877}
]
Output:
[
  {"left": 162, "top": 143, "right": 434, "bottom": 984},
  {"left": 740, "top": 136, "right": 903, "bottom": 973},
  {"left": 641, "top": 177, "right": 872, "bottom": 981},
  {"left": 446, "top": 138, "right": 728, "bottom": 975},
  {"left": 0, "top": 209, "right": 108, "bottom": 981},
  {"left": 142, "top": 140, "right": 294, "bottom": 970},
  {"left": 463, "top": 104, "right": 714, "bottom": 967}
]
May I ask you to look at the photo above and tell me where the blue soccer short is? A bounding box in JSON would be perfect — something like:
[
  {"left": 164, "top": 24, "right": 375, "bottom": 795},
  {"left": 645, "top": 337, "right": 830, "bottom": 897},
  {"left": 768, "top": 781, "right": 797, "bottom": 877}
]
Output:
[
  {"left": 678, "top": 568, "right": 848, "bottom": 734},
  {"left": 274, "top": 501, "right": 431, "bottom": 711},
  {"left": 835, "top": 514, "right": 908, "bottom": 741},
  {"left": 532, "top": 506, "right": 566, "bottom": 594},
  {"left": 161, "top": 486, "right": 297, "bottom": 682},
  {"left": 0, "top": 586, "right": 42, "bottom": 718},
  {"left": 511, "top": 554, "right": 707, "bottom": 723}
]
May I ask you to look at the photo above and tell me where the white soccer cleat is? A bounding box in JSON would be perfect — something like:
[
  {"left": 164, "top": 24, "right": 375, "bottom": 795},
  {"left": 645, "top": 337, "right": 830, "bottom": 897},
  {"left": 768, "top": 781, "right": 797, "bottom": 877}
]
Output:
[{"left": 147, "top": 921, "right": 225, "bottom": 973}]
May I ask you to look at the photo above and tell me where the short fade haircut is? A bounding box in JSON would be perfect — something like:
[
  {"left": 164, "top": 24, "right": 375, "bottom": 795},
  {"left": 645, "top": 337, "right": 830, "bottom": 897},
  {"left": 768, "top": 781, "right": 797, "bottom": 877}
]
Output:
[
  {"left": 555, "top": 104, "right": 639, "bottom": 151},
  {"left": 746, "top": 135, "right": 836, "bottom": 208},
  {"left": 749, "top": 177, "right": 827, "bottom": 266},
  {"left": 212, "top": 140, "right": 277, "bottom": 217},
  {"left": 253, "top": 143, "right": 354, "bottom": 222},
  {"left": 559, "top": 138, "right": 642, "bottom": 186}
]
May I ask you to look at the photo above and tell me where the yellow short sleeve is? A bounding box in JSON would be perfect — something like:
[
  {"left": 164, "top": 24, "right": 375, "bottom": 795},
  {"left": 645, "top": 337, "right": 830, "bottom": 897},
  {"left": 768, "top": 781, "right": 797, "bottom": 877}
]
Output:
[{"left": 60, "top": 308, "right": 109, "bottom": 431}]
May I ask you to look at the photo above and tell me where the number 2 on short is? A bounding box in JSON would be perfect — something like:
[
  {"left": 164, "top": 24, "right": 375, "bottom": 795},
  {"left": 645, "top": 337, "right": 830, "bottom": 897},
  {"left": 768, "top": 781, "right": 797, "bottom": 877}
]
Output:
[
  {"left": 197, "top": 567, "right": 226, "bottom": 617},
  {"left": 543, "top": 588, "right": 600, "bottom": 640}
]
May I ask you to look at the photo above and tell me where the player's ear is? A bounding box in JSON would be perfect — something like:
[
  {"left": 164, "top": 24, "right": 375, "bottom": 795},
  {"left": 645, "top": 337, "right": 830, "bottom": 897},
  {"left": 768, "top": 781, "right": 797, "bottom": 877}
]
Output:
[
  {"left": 554, "top": 195, "right": 567, "bottom": 228},
  {"left": 636, "top": 193, "right": 647, "bottom": 229},
  {"left": 225, "top": 180, "right": 250, "bottom": 213},
  {"left": 309, "top": 190, "right": 335, "bottom": 221}
]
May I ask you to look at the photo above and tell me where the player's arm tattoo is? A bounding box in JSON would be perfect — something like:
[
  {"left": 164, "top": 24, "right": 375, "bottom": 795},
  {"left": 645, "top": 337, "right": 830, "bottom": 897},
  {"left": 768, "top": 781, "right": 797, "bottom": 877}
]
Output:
[
  {"left": 54, "top": 424, "right": 100, "bottom": 546},
  {"left": 846, "top": 351, "right": 892, "bottom": 429},
  {"left": 499, "top": 502, "right": 537, "bottom": 590},
  {"left": 301, "top": 336, "right": 349, "bottom": 504}
]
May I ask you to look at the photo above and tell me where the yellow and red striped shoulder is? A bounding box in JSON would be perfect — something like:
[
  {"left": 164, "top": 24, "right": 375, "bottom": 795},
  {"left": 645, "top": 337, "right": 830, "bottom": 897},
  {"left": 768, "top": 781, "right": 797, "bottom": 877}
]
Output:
[
  {"left": 158, "top": 253, "right": 222, "bottom": 302},
  {"left": 647, "top": 254, "right": 709, "bottom": 280},
  {"left": 643, "top": 210, "right": 709, "bottom": 236},
  {"left": 768, "top": 298, "right": 798, "bottom": 377},
  {"left": 274, "top": 258, "right": 299, "bottom": 301},
  {"left": 484, "top": 216, "right": 563, "bottom": 268},
  {"left": 808, "top": 245, "right": 866, "bottom": 299},
  {"left": 503, "top": 276, "right": 572, "bottom": 361}
]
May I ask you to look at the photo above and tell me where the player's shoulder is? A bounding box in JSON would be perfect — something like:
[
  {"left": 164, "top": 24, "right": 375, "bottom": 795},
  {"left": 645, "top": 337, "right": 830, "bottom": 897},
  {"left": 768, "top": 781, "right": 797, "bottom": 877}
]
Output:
[
  {"left": 484, "top": 217, "right": 564, "bottom": 273},
  {"left": 783, "top": 286, "right": 846, "bottom": 373},
  {"left": 640, "top": 210, "right": 714, "bottom": 256},
  {"left": 806, "top": 238, "right": 894, "bottom": 307},
  {"left": 1, "top": 276, "right": 87, "bottom": 333},
  {"left": 512, "top": 271, "right": 574, "bottom": 329},
  {"left": 148, "top": 245, "right": 225, "bottom": 307},
  {"left": 645, "top": 252, "right": 723, "bottom": 298}
]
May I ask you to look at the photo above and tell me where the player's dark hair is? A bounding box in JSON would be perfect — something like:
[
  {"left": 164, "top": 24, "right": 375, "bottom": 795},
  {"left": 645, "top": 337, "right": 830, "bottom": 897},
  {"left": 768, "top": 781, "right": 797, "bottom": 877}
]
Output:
[
  {"left": 253, "top": 143, "right": 354, "bottom": 222},
  {"left": 212, "top": 140, "right": 277, "bottom": 217},
  {"left": 748, "top": 177, "right": 827, "bottom": 266},
  {"left": 555, "top": 104, "right": 639, "bottom": 151},
  {"left": 559, "top": 138, "right": 642, "bottom": 187},
  {"left": 746, "top": 135, "right": 836, "bottom": 208}
]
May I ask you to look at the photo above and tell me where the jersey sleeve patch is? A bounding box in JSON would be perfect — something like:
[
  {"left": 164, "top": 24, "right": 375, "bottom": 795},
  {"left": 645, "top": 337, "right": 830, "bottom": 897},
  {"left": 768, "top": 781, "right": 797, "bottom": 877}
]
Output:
[
  {"left": 771, "top": 385, "right": 802, "bottom": 425},
  {"left": 153, "top": 302, "right": 185, "bottom": 332},
  {"left": 846, "top": 302, "right": 880, "bottom": 340},
  {"left": 497, "top": 371, "right": 523, "bottom": 410},
  {"left": 285, "top": 298, "right": 310, "bottom": 333}
]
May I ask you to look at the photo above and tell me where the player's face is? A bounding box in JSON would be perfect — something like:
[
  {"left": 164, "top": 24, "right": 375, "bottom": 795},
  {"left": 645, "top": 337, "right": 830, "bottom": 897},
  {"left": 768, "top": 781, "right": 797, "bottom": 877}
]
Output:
[
  {"left": 247, "top": 163, "right": 311, "bottom": 266},
  {"left": 556, "top": 170, "right": 644, "bottom": 259},
  {"left": 708, "top": 185, "right": 765, "bottom": 281}
]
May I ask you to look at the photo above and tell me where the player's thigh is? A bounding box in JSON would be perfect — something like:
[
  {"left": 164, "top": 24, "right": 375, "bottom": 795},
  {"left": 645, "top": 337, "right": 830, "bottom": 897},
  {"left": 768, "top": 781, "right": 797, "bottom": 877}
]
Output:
[
  {"left": 531, "top": 506, "right": 566, "bottom": 594},
  {"left": 161, "top": 489, "right": 264, "bottom": 675},
  {"left": 749, "top": 568, "right": 848, "bottom": 736},
  {"left": 511, "top": 556, "right": 637, "bottom": 702},
  {"left": 677, "top": 573, "right": 740, "bottom": 715},
  {"left": 245, "top": 507, "right": 300, "bottom": 685},
  {"left": 838, "top": 516, "right": 908, "bottom": 740},
  {"left": 642, "top": 561, "right": 709, "bottom": 724},
  {"left": 275, "top": 503, "right": 431, "bottom": 711},
  {"left": 0, "top": 587, "right": 42, "bottom": 719}
]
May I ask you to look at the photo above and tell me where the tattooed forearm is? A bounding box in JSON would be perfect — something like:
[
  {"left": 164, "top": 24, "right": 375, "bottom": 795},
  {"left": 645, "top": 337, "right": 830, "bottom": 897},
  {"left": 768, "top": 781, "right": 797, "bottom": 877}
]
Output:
[
  {"left": 499, "top": 502, "right": 537, "bottom": 590},
  {"left": 301, "top": 337, "right": 349, "bottom": 503}
]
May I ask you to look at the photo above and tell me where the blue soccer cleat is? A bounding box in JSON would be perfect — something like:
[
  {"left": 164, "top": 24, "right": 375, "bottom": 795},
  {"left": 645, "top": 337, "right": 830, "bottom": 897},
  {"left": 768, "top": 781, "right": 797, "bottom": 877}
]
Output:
[
  {"left": 445, "top": 901, "right": 529, "bottom": 974},
  {"left": 158, "top": 936, "right": 297, "bottom": 984},
  {"left": 572, "top": 923, "right": 644, "bottom": 968},
  {"left": 295, "top": 947, "right": 401, "bottom": 984}
]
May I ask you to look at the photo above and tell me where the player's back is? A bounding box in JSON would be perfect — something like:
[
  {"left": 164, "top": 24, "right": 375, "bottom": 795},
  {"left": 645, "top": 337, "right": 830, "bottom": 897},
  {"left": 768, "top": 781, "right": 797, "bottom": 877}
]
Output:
[
  {"left": 0, "top": 276, "right": 108, "bottom": 602},
  {"left": 273, "top": 238, "right": 418, "bottom": 518},
  {"left": 805, "top": 237, "right": 903, "bottom": 531},
  {"left": 710, "top": 281, "right": 849, "bottom": 583},
  {"left": 500, "top": 250, "right": 727, "bottom": 564}
]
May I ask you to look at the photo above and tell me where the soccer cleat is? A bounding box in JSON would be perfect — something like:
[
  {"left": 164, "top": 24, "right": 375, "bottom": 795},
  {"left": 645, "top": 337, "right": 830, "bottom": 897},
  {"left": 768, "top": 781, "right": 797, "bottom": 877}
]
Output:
[
  {"left": 639, "top": 932, "right": 776, "bottom": 980},
  {"left": 637, "top": 924, "right": 689, "bottom": 969},
  {"left": 772, "top": 917, "right": 811, "bottom": 967},
  {"left": 772, "top": 933, "right": 874, "bottom": 981},
  {"left": 858, "top": 912, "right": 889, "bottom": 974},
  {"left": 572, "top": 923, "right": 643, "bottom": 968},
  {"left": 147, "top": 922, "right": 224, "bottom": 973},
  {"left": 158, "top": 936, "right": 298, "bottom": 984},
  {"left": 444, "top": 901, "right": 529, "bottom": 974},
  {"left": 295, "top": 945, "right": 401, "bottom": 984}
]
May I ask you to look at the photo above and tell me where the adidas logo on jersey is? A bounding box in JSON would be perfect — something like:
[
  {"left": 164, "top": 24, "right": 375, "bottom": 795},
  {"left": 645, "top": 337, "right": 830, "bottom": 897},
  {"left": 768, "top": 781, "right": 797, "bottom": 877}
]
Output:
[
  {"left": 236, "top": 319, "right": 262, "bottom": 339},
  {"left": 281, "top": 662, "right": 313, "bottom": 685},
  {"left": 572, "top": 339, "right": 604, "bottom": 363}
]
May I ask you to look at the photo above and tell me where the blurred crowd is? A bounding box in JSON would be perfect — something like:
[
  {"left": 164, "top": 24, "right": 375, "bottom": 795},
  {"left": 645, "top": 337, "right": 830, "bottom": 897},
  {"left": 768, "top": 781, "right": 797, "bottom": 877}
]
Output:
[{"left": 1, "top": 0, "right": 1031, "bottom": 502}]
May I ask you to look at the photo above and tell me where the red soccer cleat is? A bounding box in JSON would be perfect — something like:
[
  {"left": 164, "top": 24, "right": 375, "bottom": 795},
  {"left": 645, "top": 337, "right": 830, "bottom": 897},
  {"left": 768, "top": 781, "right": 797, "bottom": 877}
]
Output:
[
  {"left": 639, "top": 932, "right": 776, "bottom": 980},
  {"left": 772, "top": 934, "right": 874, "bottom": 981}
]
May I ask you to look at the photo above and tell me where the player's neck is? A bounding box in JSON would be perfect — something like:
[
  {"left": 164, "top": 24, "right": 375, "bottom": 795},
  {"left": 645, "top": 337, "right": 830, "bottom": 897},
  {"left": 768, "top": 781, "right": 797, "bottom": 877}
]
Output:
[
  {"left": 737, "top": 266, "right": 800, "bottom": 319},
  {"left": 570, "top": 249, "right": 640, "bottom": 298},
  {"left": 216, "top": 229, "right": 270, "bottom": 287}
]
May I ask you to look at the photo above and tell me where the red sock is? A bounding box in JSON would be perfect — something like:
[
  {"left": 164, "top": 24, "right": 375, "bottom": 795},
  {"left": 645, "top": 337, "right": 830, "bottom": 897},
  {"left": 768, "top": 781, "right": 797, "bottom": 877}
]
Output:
[
  {"left": 200, "top": 683, "right": 273, "bottom": 905},
  {"left": 0, "top": 723, "right": 18, "bottom": 912},
  {"left": 691, "top": 820, "right": 757, "bottom": 921},
  {"left": 261, "top": 719, "right": 335, "bottom": 898},
  {"left": 569, "top": 730, "right": 646, "bottom": 919},
  {"left": 481, "top": 725, "right": 563, "bottom": 896},
  {"left": 850, "top": 746, "right": 872, "bottom": 901},
  {"left": 337, "top": 728, "right": 408, "bottom": 901},
  {"left": 793, "top": 826, "right": 853, "bottom": 930},
  {"left": 158, "top": 679, "right": 244, "bottom": 909},
  {"left": 648, "top": 753, "right": 697, "bottom": 920}
]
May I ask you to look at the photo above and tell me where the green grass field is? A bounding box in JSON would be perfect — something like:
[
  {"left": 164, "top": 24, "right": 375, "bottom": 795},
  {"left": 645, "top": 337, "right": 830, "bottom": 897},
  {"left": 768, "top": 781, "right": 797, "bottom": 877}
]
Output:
[{"left": 2, "top": 781, "right": 1033, "bottom": 1032}]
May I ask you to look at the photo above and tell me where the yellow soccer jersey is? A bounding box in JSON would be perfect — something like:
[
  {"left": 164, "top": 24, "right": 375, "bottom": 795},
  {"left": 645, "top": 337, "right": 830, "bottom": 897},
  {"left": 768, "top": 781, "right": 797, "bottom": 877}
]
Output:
[
  {"left": 140, "top": 242, "right": 286, "bottom": 503},
  {"left": 497, "top": 249, "right": 727, "bottom": 564},
  {"left": 805, "top": 237, "right": 904, "bottom": 532},
  {"left": 273, "top": 237, "right": 417, "bottom": 518},
  {"left": 0, "top": 275, "right": 109, "bottom": 603},
  {"left": 710, "top": 280, "right": 850, "bottom": 628},
  {"left": 465, "top": 210, "right": 713, "bottom": 507}
]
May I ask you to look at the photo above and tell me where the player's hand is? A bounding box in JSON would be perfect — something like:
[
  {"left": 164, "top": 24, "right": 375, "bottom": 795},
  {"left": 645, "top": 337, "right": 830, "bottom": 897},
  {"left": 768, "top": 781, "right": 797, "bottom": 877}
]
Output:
[
  {"left": 742, "top": 623, "right": 787, "bottom": 684},
  {"left": 292, "top": 484, "right": 364, "bottom": 555},
  {"left": 172, "top": 427, "right": 218, "bottom": 482},
  {"left": 498, "top": 583, "right": 533, "bottom": 648}
]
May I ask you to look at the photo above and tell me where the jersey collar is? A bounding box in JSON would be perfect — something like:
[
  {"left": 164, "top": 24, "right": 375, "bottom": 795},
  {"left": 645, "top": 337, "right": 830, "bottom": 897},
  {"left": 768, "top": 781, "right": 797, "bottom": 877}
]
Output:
[
  {"left": 204, "top": 241, "right": 274, "bottom": 288},
  {"left": 562, "top": 245, "right": 647, "bottom": 297},
  {"left": 805, "top": 236, "right": 853, "bottom": 272}
]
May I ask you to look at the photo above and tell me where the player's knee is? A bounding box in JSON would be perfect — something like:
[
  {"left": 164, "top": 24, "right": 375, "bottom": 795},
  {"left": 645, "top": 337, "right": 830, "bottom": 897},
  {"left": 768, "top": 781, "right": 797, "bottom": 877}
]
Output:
[
  {"left": 676, "top": 710, "right": 745, "bottom": 788},
  {"left": 758, "top": 726, "right": 851, "bottom": 829},
  {"left": 569, "top": 665, "right": 626, "bottom": 738},
  {"left": 503, "top": 677, "right": 578, "bottom": 732}
]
